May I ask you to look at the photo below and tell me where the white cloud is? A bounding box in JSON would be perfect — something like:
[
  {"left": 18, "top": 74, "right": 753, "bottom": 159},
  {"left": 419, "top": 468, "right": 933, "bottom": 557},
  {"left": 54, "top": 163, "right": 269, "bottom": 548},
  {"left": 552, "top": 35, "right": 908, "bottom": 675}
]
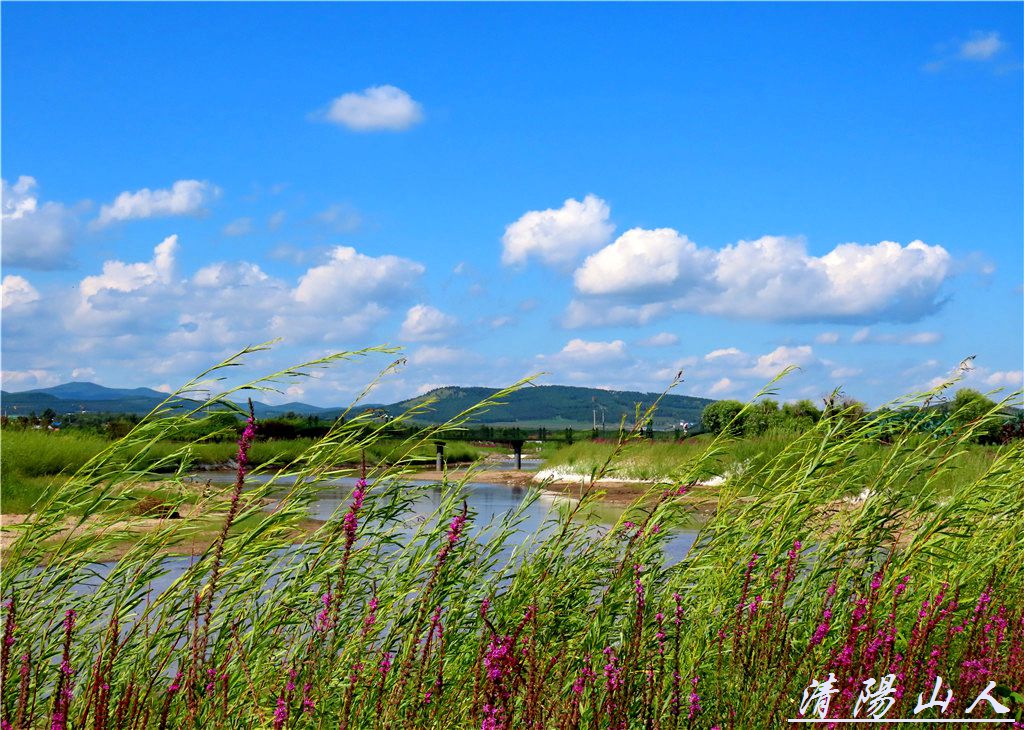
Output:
[
  {"left": 2, "top": 234, "right": 442, "bottom": 401},
  {"left": 925, "top": 31, "right": 1010, "bottom": 72},
  {"left": 562, "top": 299, "right": 667, "bottom": 328},
  {"left": 293, "top": 246, "right": 424, "bottom": 312},
  {"left": 321, "top": 85, "right": 424, "bottom": 131},
  {"left": 399, "top": 304, "right": 458, "bottom": 343},
  {"left": 1, "top": 275, "right": 41, "bottom": 309},
  {"left": 71, "top": 367, "right": 96, "bottom": 380},
  {"left": 959, "top": 31, "right": 1005, "bottom": 61},
  {"left": 745, "top": 345, "right": 817, "bottom": 379},
  {"left": 713, "top": 237, "right": 950, "bottom": 321},
  {"left": 502, "top": 195, "right": 614, "bottom": 268},
  {"left": 567, "top": 229, "right": 951, "bottom": 325},
  {"left": 193, "top": 261, "right": 269, "bottom": 289},
  {"left": 985, "top": 370, "right": 1023, "bottom": 389},
  {"left": 0, "top": 369, "right": 60, "bottom": 390},
  {"left": 852, "top": 328, "right": 942, "bottom": 346},
  {"left": 70, "top": 236, "right": 182, "bottom": 338},
  {"left": 95, "top": 180, "right": 220, "bottom": 226},
  {"left": 489, "top": 315, "right": 514, "bottom": 329},
  {"left": 410, "top": 346, "right": 470, "bottom": 366},
  {"left": 222, "top": 217, "right": 253, "bottom": 236},
  {"left": 1, "top": 176, "right": 78, "bottom": 270},
  {"left": 919, "top": 362, "right": 1024, "bottom": 395},
  {"left": 708, "top": 377, "right": 738, "bottom": 396},
  {"left": 638, "top": 332, "right": 679, "bottom": 347},
  {"left": 575, "top": 228, "right": 713, "bottom": 296},
  {"left": 540, "top": 338, "right": 629, "bottom": 367},
  {"left": 815, "top": 332, "right": 840, "bottom": 344},
  {"left": 705, "top": 347, "right": 745, "bottom": 362},
  {"left": 80, "top": 235, "right": 177, "bottom": 298}
]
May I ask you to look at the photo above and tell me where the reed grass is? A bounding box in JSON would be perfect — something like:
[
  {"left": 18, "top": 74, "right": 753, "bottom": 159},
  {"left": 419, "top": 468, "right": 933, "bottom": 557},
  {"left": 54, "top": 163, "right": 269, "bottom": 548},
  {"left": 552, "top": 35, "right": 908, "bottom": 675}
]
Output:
[{"left": 1, "top": 347, "right": 1021, "bottom": 729}]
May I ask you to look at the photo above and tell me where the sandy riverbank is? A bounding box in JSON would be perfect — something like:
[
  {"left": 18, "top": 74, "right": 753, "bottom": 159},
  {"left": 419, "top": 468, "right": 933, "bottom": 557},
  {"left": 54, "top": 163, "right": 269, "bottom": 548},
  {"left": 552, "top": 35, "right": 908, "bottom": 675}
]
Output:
[
  {"left": 406, "top": 466, "right": 717, "bottom": 507},
  {"left": 1, "top": 467, "right": 710, "bottom": 561}
]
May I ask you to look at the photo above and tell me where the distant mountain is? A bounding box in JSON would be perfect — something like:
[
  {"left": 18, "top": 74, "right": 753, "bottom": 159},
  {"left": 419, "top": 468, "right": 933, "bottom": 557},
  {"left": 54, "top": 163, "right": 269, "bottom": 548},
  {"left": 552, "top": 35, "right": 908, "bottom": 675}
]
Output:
[
  {"left": 380, "top": 385, "right": 712, "bottom": 429},
  {"left": 0, "top": 383, "right": 348, "bottom": 420},
  {"left": 32, "top": 382, "right": 169, "bottom": 401},
  {"left": 1, "top": 381, "right": 713, "bottom": 428}
]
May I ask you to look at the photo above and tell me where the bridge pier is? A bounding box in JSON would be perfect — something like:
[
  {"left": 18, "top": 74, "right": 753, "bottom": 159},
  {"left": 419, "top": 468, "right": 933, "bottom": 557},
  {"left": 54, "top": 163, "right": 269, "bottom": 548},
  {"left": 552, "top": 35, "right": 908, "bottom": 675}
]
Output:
[
  {"left": 435, "top": 441, "right": 446, "bottom": 471},
  {"left": 510, "top": 439, "right": 525, "bottom": 470}
]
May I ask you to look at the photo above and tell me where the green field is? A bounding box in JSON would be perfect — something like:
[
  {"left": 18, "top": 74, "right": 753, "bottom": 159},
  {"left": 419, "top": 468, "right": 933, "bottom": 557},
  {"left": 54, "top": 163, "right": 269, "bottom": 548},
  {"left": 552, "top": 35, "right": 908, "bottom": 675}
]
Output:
[
  {"left": 542, "top": 433, "right": 1005, "bottom": 495},
  {"left": 0, "top": 429, "right": 487, "bottom": 514}
]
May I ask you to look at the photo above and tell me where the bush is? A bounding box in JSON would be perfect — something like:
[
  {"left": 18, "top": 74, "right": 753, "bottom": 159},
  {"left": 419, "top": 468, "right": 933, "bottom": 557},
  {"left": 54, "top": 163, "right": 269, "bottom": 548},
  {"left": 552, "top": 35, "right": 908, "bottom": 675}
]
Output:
[{"left": 701, "top": 399, "right": 745, "bottom": 435}]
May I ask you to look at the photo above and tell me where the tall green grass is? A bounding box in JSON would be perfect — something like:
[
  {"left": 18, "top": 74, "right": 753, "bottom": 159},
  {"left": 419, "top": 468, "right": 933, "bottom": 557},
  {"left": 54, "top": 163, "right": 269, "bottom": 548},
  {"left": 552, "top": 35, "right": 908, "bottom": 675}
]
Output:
[
  {"left": 1, "top": 429, "right": 485, "bottom": 514},
  {"left": 544, "top": 432, "right": 1003, "bottom": 495},
  {"left": 1, "top": 347, "right": 1021, "bottom": 729}
]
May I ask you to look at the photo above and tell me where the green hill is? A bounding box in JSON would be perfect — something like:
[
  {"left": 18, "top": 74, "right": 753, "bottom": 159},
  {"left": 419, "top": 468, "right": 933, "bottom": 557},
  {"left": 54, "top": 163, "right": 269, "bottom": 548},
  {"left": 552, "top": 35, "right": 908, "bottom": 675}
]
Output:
[
  {"left": 1, "top": 382, "right": 713, "bottom": 429},
  {"left": 382, "top": 385, "right": 712, "bottom": 429}
]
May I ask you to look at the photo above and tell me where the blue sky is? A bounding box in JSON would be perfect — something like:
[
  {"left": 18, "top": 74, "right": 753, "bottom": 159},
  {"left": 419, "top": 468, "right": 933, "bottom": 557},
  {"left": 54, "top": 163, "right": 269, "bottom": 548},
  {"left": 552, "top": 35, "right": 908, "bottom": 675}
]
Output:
[{"left": 2, "top": 2, "right": 1022, "bottom": 407}]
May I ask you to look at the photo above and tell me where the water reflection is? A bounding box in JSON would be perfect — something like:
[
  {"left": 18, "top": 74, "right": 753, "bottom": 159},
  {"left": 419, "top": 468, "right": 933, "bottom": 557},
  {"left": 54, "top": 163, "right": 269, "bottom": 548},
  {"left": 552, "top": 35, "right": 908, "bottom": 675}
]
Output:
[{"left": 90, "top": 473, "right": 697, "bottom": 598}]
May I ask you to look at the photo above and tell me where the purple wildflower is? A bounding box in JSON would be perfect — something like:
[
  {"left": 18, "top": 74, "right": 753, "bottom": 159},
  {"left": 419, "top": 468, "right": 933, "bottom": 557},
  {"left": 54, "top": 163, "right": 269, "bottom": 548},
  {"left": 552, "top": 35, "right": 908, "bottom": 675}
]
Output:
[
  {"left": 602, "top": 647, "right": 622, "bottom": 693},
  {"left": 688, "top": 675, "right": 702, "bottom": 720},
  {"left": 483, "top": 635, "right": 514, "bottom": 681},
  {"left": 314, "top": 591, "right": 333, "bottom": 633},
  {"left": 363, "top": 595, "right": 378, "bottom": 635},
  {"left": 343, "top": 478, "right": 368, "bottom": 550},
  {"left": 272, "top": 696, "right": 288, "bottom": 730},
  {"left": 235, "top": 414, "right": 257, "bottom": 479}
]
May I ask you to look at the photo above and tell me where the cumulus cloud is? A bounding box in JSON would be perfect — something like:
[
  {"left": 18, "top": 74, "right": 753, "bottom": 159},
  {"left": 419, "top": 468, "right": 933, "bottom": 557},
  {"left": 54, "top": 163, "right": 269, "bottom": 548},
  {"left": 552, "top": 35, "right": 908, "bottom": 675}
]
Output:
[
  {"left": 399, "top": 304, "right": 458, "bottom": 342},
  {"left": 70, "top": 235, "right": 182, "bottom": 337},
  {"left": 320, "top": 85, "right": 424, "bottom": 131},
  {"left": 638, "top": 332, "right": 679, "bottom": 347},
  {"left": 2, "top": 176, "right": 78, "bottom": 270},
  {"left": 537, "top": 339, "right": 630, "bottom": 378},
  {"left": 261, "top": 246, "right": 428, "bottom": 345},
  {"left": 502, "top": 195, "right": 614, "bottom": 268},
  {"left": 2, "top": 233, "right": 439, "bottom": 401},
  {"left": 192, "top": 261, "right": 269, "bottom": 289},
  {"left": 985, "top": 370, "right": 1023, "bottom": 388},
  {"left": 0, "top": 369, "right": 61, "bottom": 390},
  {"left": 575, "top": 228, "right": 713, "bottom": 296},
  {"left": 566, "top": 229, "right": 951, "bottom": 326},
  {"left": 919, "top": 362, "right": 1023, "bottom": 395},
  {"left": 293, "top": 246, "right": 425, "bottom": 312},
  {"left": 745, "top": 345, "right": 818, "bottom": 379},
  {"left": 81, "top": 235, "right": 177, "bottom": 298},
  {"left": 562, "top": 300, "right": 668, "bottom": 328},
  {"left": 95, "top": 179, "right": 220, "bottom": 227},
  {"left": 1, "top": 275, "right": 41, "bottom": 309},
  {"left": 709, "top": 377, "right": 738, "bottom": 396}
]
